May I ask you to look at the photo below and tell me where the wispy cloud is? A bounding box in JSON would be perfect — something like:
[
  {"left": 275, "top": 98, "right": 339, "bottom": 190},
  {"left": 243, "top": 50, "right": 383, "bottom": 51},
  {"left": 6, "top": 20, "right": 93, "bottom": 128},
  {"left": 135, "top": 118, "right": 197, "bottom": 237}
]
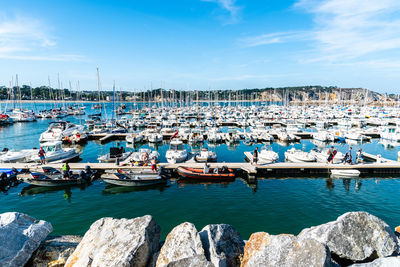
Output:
[
  {"left": 202, "top": 0, "right": 241, "bottom": 24},
  {"left": 0, "top": 15, "right": 84, "bottom": 61},
  {"left": 240, "top": 31, "right": 310, "bottom": 47},
  {"left": 240, "top": 0, "right": 400, "bottom": 64}
]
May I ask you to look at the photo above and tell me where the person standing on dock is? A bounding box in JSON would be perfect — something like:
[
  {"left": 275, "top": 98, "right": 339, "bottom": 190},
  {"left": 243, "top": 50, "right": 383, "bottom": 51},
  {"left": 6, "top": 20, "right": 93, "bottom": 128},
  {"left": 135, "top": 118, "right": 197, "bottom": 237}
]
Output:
[
  {"left": 38, "top": 147, "right": 46, "bottom": 165},
  {"left": 151, "top": 157, "right": 157, "bottom": 172},
  {"left": 345, "top": 147, "right": 353, "bottom": 164},
  {"left": 356, "top": 149, "right": 363, "bottom": 164},
  {"left": 62, "top": 162, "right": 70, "bottom": 178},
  {"left": 253, "top": 147, "right": 258, "bottom": 165}
]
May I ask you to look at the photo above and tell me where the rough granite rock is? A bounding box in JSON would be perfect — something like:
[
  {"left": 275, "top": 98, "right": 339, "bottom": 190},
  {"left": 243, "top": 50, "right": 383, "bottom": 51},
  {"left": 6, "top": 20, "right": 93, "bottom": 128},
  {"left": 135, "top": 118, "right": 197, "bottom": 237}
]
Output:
[
  {"left": 298, "top": 212, "right": 399, "bottom": 263},
  {"left": 65, "top": 215, "right": 161, "bottom": 267},
  {"left": 349, "top": 256, "right": 400, "bottom": 266},
  {"left": 199, "top": 224, "right": 244, "bottom": 267},
  {"left": 240, "top": 232, "right": 331, "bottom": 267},
  {"left": 156, "top": 222, "right": 208, "bottom": 267},
  {"left": 0, "top": 212, "right": 53, "bottom": 267},
  {"left": 29, "top": 235, "right": 82, "bottom": 267},
  {"left": 166, "top": 255, "right": 214, "bottom": 267}
]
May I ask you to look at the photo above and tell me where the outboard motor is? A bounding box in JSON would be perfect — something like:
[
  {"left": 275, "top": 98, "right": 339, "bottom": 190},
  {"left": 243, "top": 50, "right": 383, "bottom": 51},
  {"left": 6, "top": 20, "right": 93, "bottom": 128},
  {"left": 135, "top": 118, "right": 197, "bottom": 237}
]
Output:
[
  {"left": 85, "top": 166, "right": 92, "bottom": 175},
  {"left": 79, "top": 170, "right": 87, "bottom": 180},
  {"left": 0, "top": 172, "right": 7, "bottom": 181}
]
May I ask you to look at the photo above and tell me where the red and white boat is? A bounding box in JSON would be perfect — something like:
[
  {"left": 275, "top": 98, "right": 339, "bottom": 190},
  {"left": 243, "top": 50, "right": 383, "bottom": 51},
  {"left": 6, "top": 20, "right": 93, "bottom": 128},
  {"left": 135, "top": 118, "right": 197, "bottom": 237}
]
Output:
[{"left": 177, "top": 166, "right": 235, "bottom": 180}]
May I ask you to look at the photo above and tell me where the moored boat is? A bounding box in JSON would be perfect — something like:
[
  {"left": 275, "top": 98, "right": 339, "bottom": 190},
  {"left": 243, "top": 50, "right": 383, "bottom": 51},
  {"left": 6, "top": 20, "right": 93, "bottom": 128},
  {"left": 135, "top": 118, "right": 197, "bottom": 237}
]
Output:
[
  {"left": 330, "top": 169, "right": 361, "bottom": 178},
  {"left": 177, "top": 166, "right": 235, "bottom": 180},
  {"left": 101, "top": 169, "right": 167, "bottom": 187},
  {"left": 18, "top": 166, "right": 94, "bottom": 187}
]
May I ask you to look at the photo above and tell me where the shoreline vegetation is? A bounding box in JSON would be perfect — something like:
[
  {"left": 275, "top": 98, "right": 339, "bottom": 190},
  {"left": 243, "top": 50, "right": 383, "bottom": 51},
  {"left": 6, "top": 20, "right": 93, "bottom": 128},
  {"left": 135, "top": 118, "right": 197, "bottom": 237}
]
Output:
[
  {"left": 2, "top": 211, "right": 400, "bottom": 266},
  {"left": 1, "top": 85, "right": 398, "bottom": 106}
]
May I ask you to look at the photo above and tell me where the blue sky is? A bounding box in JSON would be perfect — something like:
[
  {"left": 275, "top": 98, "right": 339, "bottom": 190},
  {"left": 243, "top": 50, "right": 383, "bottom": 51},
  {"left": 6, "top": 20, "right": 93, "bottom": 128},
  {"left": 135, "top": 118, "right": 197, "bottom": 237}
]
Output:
[{"left": 1, "top": 0, "right": 400, "bottom": 93}]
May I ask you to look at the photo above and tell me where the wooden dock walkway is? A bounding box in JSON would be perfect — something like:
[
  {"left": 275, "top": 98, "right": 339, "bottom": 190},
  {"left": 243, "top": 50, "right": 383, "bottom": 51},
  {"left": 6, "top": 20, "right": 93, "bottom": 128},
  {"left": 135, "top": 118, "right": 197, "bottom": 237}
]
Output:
[{"left": 3, "top": 160, "right": 400, "bottom": 177}]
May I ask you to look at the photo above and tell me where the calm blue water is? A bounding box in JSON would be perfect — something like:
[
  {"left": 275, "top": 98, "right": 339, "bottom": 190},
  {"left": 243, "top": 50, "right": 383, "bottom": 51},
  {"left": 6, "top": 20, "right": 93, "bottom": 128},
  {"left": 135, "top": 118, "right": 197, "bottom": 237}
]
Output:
[{"left": 1, "top": 102, "right": 400, "bottom": 238}]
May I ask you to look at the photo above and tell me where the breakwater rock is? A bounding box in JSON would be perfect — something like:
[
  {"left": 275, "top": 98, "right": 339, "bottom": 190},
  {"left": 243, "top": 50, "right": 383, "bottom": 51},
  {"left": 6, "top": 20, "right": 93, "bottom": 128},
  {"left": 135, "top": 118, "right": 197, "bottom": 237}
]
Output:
[{"left": 0, "top": 211, "right": 397, "bottom": 266}]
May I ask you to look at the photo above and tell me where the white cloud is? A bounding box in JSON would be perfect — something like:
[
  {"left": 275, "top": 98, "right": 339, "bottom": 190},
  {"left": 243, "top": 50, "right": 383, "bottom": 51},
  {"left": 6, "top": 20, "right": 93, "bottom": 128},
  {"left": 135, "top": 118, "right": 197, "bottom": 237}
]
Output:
[
  {"left": 0, "top": 15, "right": 84, "bottom": 61},
  {"left": 240, "top": 31, "right": 310, "bottom": 47},
  {"left": 241, "top": 0, "right": 400, "bottom": 63},
  {"left": 202, "top": 0, "right": 241, "bottom": 24}
]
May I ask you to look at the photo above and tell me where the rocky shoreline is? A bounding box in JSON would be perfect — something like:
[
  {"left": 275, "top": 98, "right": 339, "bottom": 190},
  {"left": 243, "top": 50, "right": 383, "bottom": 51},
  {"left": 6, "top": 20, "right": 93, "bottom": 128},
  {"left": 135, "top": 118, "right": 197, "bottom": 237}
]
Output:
[{"left": 0, "top": 212, "right": 399, "bottom": 267}]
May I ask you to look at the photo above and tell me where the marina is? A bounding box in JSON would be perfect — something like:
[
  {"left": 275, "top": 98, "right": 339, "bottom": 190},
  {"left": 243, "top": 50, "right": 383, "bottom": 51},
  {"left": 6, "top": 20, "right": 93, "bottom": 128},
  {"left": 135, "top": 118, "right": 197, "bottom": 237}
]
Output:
[{"left": 1, "top": 100, "right": 400, "bottom": 239}]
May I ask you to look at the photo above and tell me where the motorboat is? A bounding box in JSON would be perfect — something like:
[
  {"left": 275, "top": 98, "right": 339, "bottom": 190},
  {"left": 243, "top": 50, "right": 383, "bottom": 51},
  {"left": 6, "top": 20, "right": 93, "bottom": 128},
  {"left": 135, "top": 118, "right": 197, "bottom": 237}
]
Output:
[
  {"left": 29, "top": 141, "right": 80, "bottom": 163},
  {"left": 101, "top": 168, "right": 168, "bottom": 187},
  {"left": 177, "top": 166, "right": 235, "bottom": 180},
  {"left": 98, "top": 147, "right": 132, "bottom": 163},
  {"left": 380, "top": 127, "right": 400, "bottom": 141},
  {"left": 344, "top": 130, "right": 366, "bottom": 141},
  {"left": 244, "top": 146, "right": 279, "bottom": 164},
  {"left": 64, "top": 130, "right": 88, "bottom": 144},
  {"left": 195, "top": 148, "right": 217, "bottom": 162},
  {"left": 224, "top": 129, "right": 241, "bottom": 144},
  {"left": 284, "top": 148, "right": 316, "bottom": 163},
  {"left": 8, "top": 109, "right": 36, "bottom": 122},
  {"left": 312, "top": 131, "right": 335, "bottom": 142},
  {"left": 0, "top": 148, "right": 38, "bottom": 163},
  {"left": 310, "top": 148, "right": 344, "bottom": 164},
  {"left": 166, "top": 139, "right": 188, "bottom": 164},
  {"left": 124, "top": 148, "right": 160, "bottom": 165},
  {"left": 207, "top": 128, "right": 223, "bottom": 143},
  {"left": 331, "top": 169, "right": 361, "bottom": 178},
  {"left": 40, "top": 121, "right": 85, "bottom": 142},
  {"left": 125, "top": 132, "right": 144, "bottom": 143},
  {"left": 18, "top": 166, "right": 95, "bottom": 187},
  {"left": 146, "top": 130, "right": 163, "bottom": 143}
]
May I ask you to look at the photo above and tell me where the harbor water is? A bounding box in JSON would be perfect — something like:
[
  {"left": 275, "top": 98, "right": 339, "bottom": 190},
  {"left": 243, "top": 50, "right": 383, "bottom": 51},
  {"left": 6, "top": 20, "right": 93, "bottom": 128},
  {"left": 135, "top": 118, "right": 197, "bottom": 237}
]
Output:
[{"left": 1, "top": 102, "right": 400, "bottom": 238}]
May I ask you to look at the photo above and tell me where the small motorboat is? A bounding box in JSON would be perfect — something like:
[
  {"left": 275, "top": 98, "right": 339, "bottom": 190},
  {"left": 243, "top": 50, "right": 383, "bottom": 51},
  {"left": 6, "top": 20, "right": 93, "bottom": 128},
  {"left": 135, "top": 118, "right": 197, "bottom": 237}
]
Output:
[
  {"left": 310, "top": 148, "right": 344, "bottom": 164},
  {"left": 284, "top": 148, "right": 316, "bottom": 163},
  {"left": 0, "top": 148, "right": 38, "bottom": 163},
  {"left": 331, "top": 169, "right": 361, "bottom": 178},
  {"left": 101, "top": 168, "right": 168, "bottom": 187},
  {"left": 29, "top": 141, "right": 80, "bottom": 163},
  {"left": 125, "top": 132, "right": 144, "bottom": 143},
  {"left": 195, "top": 148, "right": 217, "bottom": 162},
  {"left": 18, "top": 166, "right": 95, "bottom": 187},
  {"left": 98, "top": 147, "right": 132, "bottom": 163},
  {"left": 166, "top": 139, "right": 188, "bottom": 164},
  {"left": 244, "top": 146, "right": 278, "bottom": 164},
  {"left": 177, "top": 166, "right": 235, "bottom": 180}
]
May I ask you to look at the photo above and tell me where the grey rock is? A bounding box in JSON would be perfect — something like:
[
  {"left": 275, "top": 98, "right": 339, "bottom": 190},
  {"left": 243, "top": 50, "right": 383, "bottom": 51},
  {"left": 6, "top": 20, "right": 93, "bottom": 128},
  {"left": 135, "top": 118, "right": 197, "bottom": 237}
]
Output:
[
  {"left": 166, "top": 255, "right": 214, "bottom": 267},
  {"left": 298, "top": 212, "right": 399, "bottom": 262},
  {"left": 156, "top": 222, "right": 208, "bottom": 267},
  {"left": 65, "top": 215, "right": 160, "bottom": 267},
  {"left": 0, "top": 212, "right": 52, "bottom": 267},
  {"left": 199, "top": 224, "right": 244, "bottom": 267},
  {"left": 349, "top": 256, "right": 400, "bottom": 266},
  {"left": 29, "top": 235, "right": 82, "bottom": 267},
  {"left": 241, "top": 232, "right": 330, "bottom": 267}
]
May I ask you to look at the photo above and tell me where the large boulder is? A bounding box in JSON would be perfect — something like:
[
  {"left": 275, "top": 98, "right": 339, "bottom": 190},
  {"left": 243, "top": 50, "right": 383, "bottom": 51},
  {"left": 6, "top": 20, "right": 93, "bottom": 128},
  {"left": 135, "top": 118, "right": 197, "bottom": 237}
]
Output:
[
  {"left": 349, "top": 256, "right": 400, "bottom": 266},
  {"left": 0, "top": 212, "right": 52, "bottom": 267},
  {"left": 241, "top": 232, "right": 331, "bottom": 267},
  {"left": 29, "top": 235, "right": 82, "bottom": 267},
  {"left": 298, "top": 212, "right": 399, "bottom": 263},
  {"left": 65, "top": 215, "right": 160, "bottom": 267},
  {"left": 156, "top": 222, "right": 208, "bottom": 267},
  {"left": 199, "top": 224, "right": 244, "bottom": 267},
  {"left": 166, "top": 255, "right": 214, "bottom": 267}
]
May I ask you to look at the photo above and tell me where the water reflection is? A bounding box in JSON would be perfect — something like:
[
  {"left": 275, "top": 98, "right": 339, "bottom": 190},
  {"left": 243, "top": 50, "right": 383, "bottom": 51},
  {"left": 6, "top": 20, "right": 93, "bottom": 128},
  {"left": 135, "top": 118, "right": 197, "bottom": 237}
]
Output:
[
  {"left": 102, "top": 183, "right": 168, "bottom": 194},
  {"left": 19, "top": 184, "right": 86, "bottom": 199}
]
